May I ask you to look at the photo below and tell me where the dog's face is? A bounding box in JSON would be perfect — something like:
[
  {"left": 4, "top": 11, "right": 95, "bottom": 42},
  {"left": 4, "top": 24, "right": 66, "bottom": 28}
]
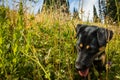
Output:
[{"left": 75, "top": 24, "right": 113, "bottom": 77}]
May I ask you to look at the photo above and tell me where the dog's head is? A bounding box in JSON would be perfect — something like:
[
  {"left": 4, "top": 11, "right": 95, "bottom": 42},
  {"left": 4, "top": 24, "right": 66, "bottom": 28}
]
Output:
[{"left": 75, "top": 24, "right": 113, "bottom": 77}]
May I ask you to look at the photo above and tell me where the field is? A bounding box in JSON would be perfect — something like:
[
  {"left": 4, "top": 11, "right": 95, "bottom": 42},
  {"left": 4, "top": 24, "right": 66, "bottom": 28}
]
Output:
[{"left": 0, "top": 5, "right": 120, "bottom": 80}]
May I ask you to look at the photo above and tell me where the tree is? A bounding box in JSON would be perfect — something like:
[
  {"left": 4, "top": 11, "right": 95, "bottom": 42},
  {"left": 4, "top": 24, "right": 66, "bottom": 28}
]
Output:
[
  {"left": 93, "top": 5, "right": 100, "bottom": 22},
  {"left": 106, "top": 0, "right": 120, "bottom": 23},
  {"left": 98, "top": 0, "right": 106, "bottom": 23},
  {"left": 44, "top": 0, "right": 67, "bottom": 8}
]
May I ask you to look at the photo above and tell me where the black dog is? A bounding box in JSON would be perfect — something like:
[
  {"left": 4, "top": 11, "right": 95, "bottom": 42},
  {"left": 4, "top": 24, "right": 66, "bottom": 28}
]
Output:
[{"left": 75, "top": 24, "right": 113, "bottom": 79}]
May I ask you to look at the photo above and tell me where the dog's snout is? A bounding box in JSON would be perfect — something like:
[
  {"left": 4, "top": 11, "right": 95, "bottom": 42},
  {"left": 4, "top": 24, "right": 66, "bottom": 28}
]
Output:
[
  {"left": 75, "top": 61, "right": 87, "bottom": 70},
  {"left": 75, "top": 62, "right": 80, "bottom": 70}
]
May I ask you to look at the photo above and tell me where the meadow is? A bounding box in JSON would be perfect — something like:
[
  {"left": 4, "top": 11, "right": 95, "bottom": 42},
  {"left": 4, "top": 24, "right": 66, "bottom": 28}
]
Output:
[{"left": 0, "top": 5, "right": 120, "bottom": 80}]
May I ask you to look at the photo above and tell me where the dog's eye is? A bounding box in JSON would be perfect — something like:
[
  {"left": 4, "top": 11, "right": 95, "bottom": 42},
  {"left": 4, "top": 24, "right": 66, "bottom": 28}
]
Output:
[
  {"left": 86, "top": 45, "right": 90, "bottom": 49},
  {"left": 79, "top": 43, "right": 83, "bottom": 48}
]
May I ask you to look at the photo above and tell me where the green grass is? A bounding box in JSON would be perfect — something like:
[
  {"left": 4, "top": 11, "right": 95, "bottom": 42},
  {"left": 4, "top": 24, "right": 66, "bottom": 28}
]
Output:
[{"left": 0, "top": 5, "right": 120, "bottom": 80}]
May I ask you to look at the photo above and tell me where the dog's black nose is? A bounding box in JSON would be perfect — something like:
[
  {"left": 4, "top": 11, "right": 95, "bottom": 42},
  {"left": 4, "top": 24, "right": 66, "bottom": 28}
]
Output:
[
  {"left": 75, "top": 61, "right": 87, "bottom": 70},
  {"left": 75, "top": 62, "right": 81, "bottom": 70}
]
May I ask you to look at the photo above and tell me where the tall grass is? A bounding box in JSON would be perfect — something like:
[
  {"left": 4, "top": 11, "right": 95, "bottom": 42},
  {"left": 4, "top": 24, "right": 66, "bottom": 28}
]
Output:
[
  {"left": 0, "top": 2, "right": 120, "bottom": 80},
  {"left": 115, "top": 0, "right": 120, "bottom": 26}
]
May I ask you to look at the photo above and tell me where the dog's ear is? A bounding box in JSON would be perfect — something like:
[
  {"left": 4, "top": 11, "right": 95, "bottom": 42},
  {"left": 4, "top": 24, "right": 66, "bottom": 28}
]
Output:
[
  {"left": 75, "top": 24, "right": 83, "bottom": 38},
  {"left": 97, "top": 28, "right": 113, "bottom": 47}
]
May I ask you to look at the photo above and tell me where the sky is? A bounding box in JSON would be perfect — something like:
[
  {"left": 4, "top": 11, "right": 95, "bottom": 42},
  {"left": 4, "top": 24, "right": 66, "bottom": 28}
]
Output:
[
  {"left": 0, "top": 0, "right": 105, "bottom": 22},
  {"left": 68, "top": 0, "right": 100, "bottom": 22},
  {"left": 0, "top": 0, "right": 44, "bottom": 14}
]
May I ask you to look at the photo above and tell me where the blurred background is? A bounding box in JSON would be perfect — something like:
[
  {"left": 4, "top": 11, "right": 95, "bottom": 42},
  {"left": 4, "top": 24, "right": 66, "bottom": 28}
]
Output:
[{"left": 0, "top": 0, "right": 119, "bottom": 23}]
